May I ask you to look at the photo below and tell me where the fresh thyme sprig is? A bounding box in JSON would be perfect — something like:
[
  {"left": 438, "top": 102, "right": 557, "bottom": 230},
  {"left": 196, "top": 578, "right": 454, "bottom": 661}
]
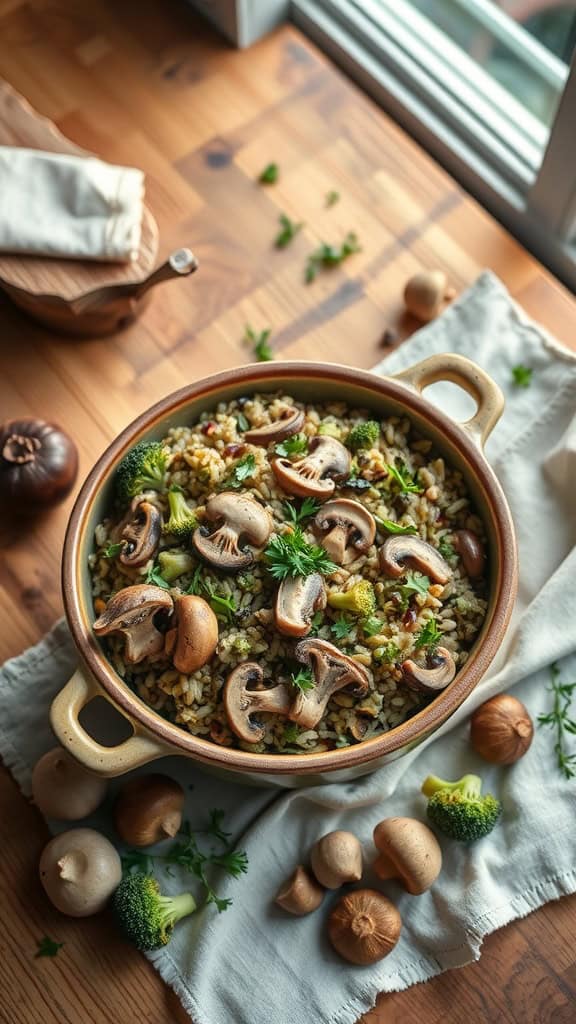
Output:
[
  {"left": 265, "top": 527, "right": 337, "bottom": 580},
  {"left": 538, "top": 663, "right": 576, "bottom": 779}
]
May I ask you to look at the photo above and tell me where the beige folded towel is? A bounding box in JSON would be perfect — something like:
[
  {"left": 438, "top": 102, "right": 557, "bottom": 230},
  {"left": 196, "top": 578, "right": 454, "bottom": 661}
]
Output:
[{"left": 0, "top": 147, "right": 144, "bottom": 262}]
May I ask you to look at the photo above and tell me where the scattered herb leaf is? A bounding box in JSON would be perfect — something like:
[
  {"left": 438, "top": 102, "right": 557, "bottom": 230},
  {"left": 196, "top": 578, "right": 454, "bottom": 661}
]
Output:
[
  {"left": 275, "top": 434, "right": 308, "bottom": 458},
  {"left": 102, "top": 541, "right": 123, "bottom": 559},
  {"left": 259, "top": 163, "right": 279, "bottom": 184},
  {"left": 226, "top": 453, "right": 257, "bottom": 489},
  {"left": 399, "top": 571, "right": 430, "bottom": 602},
  {"left": 331, "top": 615, "right": 354, "bottom": 641},
  {"left": 386, "top": 461, "right": 423, "bottom": 494},
  {"left": 282, "top": 723, "right": 301, "bottom": 746},
  {"left": 308, "top": 609, "right": 325, "bottom": 636},
  {"left": 511, "top": 364, "right": 533, "bottom": 388},
  {"left": 202, "top": 581, "right": 237, "bottom": 623},
  {"left": 265, "top": 527, "right": 337, "bottom": 580},
  {"left": 236, "top": 411, "right": 250, "bottom": 432},
  {"left": 145, "top": 564, "right": 171, "bottom": 589},
  {"left": 374, "top": 517, "right": 417, "bottom": 536},
  {"left": 373, "top": 642, "right": 401, "bottom": 664},
  {"left": 362, "top": 616, "right": 384, "bottom": 637},
  {"left": 282, "top": 496, "right": 321, "bottom": 526},
  {"left": 35, "top": 937, "right": 63, "bottom": 959},
  {"left": 291, "top": 668, "right": 315, "bottom": 693},
  {"left": 414, "top": 617, "right": 443, "bottom": 652},
  {"left": 275, "top": 212, "right": 303, "bottom": 249},
  {"left": 438, "top": 537, "right": 455, "bottom": 560},
  {"left": 244, "top": 324, "right": 274, "bottom": 362},
  {"left": 538, "top": 662, "right": 576, "bottom": 779},
  {"left": 305, "top": 231, "right": 361, "bottom": 283},
  {"left": 186, "top": 564, "right": 204, "bottom": 596},
  {"left": 335, "top": 734, "right": 351, "bottom": 747},
  {"left": 325, "top": 190, "right": 340, "bottom": 207}
]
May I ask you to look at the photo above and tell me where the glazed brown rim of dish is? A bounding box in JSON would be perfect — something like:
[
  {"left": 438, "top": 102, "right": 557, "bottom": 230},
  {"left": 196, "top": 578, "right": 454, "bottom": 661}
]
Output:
[{"left": 62, "top": 360, "right": 517, "bottom": 775}]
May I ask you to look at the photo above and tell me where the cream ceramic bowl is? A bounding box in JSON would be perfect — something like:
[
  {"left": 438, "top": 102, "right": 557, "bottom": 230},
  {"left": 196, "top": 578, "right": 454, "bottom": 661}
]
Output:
[{"left": 52, "top": 355, "right": 517, "bottom": 786}]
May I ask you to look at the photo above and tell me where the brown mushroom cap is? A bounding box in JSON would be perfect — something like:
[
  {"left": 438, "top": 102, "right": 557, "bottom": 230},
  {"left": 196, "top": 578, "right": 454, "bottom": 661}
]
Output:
[
  {"left": 93, "top": 584, "right": 173, "bottom": 663},
  {"left": 400, "top": 646, "right": 456, "bottom": 693},
  {"left": 274, "top": 573, "right": 327, "bottom": 638},
  {"left": 224, "top": 662, "right": 291, "bottom": 743},
  {"left": 244, "top": 407, "right": 305, "bottom": 446},
  {"left": 171, "top": 595, "right": 218, "bottom": 673},
  {"left": 453, "top": 529, "right": 486, "bottom": 578},
  {"left": 314, "top": 498, "right": 376, "bottom": 565},
  {"left": 328, "top": 889, "right": 402, "bottom": 965},
  {"left": 272, "top": 435, "right": 351, "bottom": 499},
  {"left": 119, "top": 500, "right": 162, "bottom": 568},
  {"left": 379, "top": 535, "right": 452, "bottom": 584},
  {"left": 193, "top": 492, "right": 272, "bottom": 571},
  {"left": 373, "top": 817, "right": 442, "bottom": 894},
  {"left": 289, "top": 638, "right": 370, "bottom": 729},
  {"left": 275, "top": 865, "right": 325, "bottom": 915}
]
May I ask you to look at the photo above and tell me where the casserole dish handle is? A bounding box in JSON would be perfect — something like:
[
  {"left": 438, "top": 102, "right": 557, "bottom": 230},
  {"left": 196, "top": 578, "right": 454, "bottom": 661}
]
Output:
[
  {"left": 50, "top": 668, "right": 170, "bottom": 777},
  {"left": 392, "top": 353, "right": 503, "bottom": 448}
]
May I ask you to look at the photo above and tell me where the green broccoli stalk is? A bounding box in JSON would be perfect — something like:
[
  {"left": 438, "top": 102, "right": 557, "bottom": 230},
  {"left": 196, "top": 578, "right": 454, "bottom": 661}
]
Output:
[
  {"left": 346, "top": 421, "right": 380, "bottom": 451},
  {"left": 163, "top": 487, "right": 198, "bottom": 539},
  {"left": 115, "top": 441, "right": 168, "bottom": 502},
  {"left": 327, "top": 580, "right": 376, "bottom": 617},
  {"left": 422, "top": 773, "right": 502, "bottom": 842},
  {"left": 112, "top": 875, "right": 197, "bottom": 951},
  {"left": 158, "top": 550, "right": 195, "bottom": 583}
]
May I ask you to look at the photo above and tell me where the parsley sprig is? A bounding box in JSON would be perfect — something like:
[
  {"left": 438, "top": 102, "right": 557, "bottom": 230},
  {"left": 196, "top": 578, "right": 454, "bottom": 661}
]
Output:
[
  {"left": 386, "top": 461, "right": 423, "bottom": 494},
  {"left": 265, "top": 527, "right": 337, "bottom": 580},
  {"left": 275, "top": 434, "right": 308, "bottom": 458},
  {"left": 291, "top": 668, "right": 315, "bottom": 693},
  {"left": 438, "top": 536, "right": 455, "bottom": 560},
  {"left": 225, "top": 453, "right": 257, "bottom": 488},
  {"left": 362, "top": 616, "right": 384, "bottom": 637},
  {"left": 146, "top": 563, "right": 171, "bottom": 589},
  {"left": 102, "top": 541, "right": 123, "bottom": 559},
  {"left": 259, "top": 163, "right": 278, "bottom": 184},
  {"left": 538, "top": 663, "right": 576, "bottom": 779},
  {"left": 122, "top": 810, "right": 248, "bottom": 914},
  {"left": 244, "top": 324, "right": 273, "bottom": 362},
  {"left": 511, "top": 364, "right": 533, "bottom": 388},
  {"left": 374, "top": 517, "right": 417, "bottom": 536},
  {"left": 399, "top": 571, "right": 430, "bottom": 604},
  {"left": 275, "top": 213, "right": 303, "bottom": 248},
  {"left": 305, "top": 232, "right": 361, "bottom": 283},
  {"left": 414, "top": 617, "right": 442, "bottom": 652},
  {"left": 35, "top": 936, "right": 63, "bottom": 958},
  {"left": 331, "top": 615, "right": 354, "bottom": 641},
  {"left": 282, "top": 497, "right": 321, "bottom": 526}
]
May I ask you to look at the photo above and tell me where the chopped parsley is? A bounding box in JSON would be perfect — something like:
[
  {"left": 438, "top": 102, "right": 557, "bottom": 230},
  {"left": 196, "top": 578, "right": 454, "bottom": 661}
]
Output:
[
  {"left": 202, "top": 582, "right": 237, "bottom": 623},
  {"left": 244, "top": 325, "right": 273, "bottom": 362},
  {"left": 259, "top": 162, "right": 279, "bottom": 184},
  {"left": 325, "top": 190, "right": 340, "bottom": 207},
  {"left": 282, "top": 722, "right": 302, "bottom": 746},
  {"left": 374, "top": 517, "right": 418, "bottom": 536},
  {"left": 275, "top": 434, "right": 308, "bottom": 458},
  {"left": 399, "top": 571, "right": 430, "bottom": 602},
  {"left": 102, "top": 541, "right": 124, "bottom": 559},
  {"left": 386, "top": 461, "right": 423, "bottom": 494},
  {"left": 291, "top": 668, "right": 315, "bottom": 693},
  {"left": 331, "top": 615, "right": 354, "bottom": 641},
  {"left": 361, "top": 616, "right": 385, "bottom": 637},
  {"left": 35, "top": 936, "right": 63, "bottom": 959},
  {"left": 265, "top": 527, "right": 337, "bottom": 580},
  {"left": 145, "top": 564, "right": 171, "bottom": 589},
  {"left": 373, "top": 642, "right": 401, "bottom": 664},
  {"left": 275, "top": 213, "right": 303, "bottom": 248},
  {"left": 438, "top": 536, "right": 455, "bottom": 560},
  {"left": 308, "top": 609, "right": 325, "bottom": 636},
  {"left": 414, "top": 617, "right": 443, "bottom": 651},
  {"left": 305, "top": 232, "right": 361, "bottom": 283},
  {"left": 226, "top": 453, "right": 257, "bottom": 489},
  {"left": 236, "top": 411, "right": 250, "bottom": 432},
  {"left": 511, "top": 364, "right": 533, "bottom": 388},
  {"left": 282, "top": 496, "right": 321, "bottom": 526}
]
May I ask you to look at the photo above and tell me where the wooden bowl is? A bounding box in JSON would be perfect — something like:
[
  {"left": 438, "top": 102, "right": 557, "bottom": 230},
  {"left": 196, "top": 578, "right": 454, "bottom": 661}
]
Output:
[{"left": 53, "top": 356, "right": 517, "bottom": 785}]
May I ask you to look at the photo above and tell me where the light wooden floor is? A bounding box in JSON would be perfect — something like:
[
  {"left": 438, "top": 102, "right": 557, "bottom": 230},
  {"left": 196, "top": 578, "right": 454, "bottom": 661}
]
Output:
[{"left": 0, "top": 2, "right": 575, "bottom": 1022}]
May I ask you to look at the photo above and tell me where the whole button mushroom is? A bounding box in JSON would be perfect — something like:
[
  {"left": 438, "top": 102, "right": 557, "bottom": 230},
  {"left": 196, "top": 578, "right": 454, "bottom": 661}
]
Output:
[
  {"left": 32, "top": 747, "right": 108, "bottom": 821},
  {"left": 224, "top": 662, "right": 291, "bottom": 743},
  {"left": 93, "top": 584, "right": 174, "bottom": 663},
  {"left": 403, "top": 270, "right": 455, "bottom": 322},
  {"left": 289, "top": 638, "right": 370, "bottom": 730},
  {"left": 272, "top": 435, "right": 351, "bottom": 499},
  {"left": 313, "top": 499, "right": 376, "bottom": 565},
  {"left": 328, "top": 889, "right": 402, "bottom": 965},
  {"left": 274, "top": 572, "right": 327, "bottom": 638},
  {"left": 372, "top": 817, "right": 442, "bottom": 894},
  {"left": 39, "top": 828, "right": 122, "bottom": 917},
  {"left": 275, "top": 865, "right": 325, "bottom": 916},
  {"left": 166, "top": 595, "right": 219, "bottom": 674},
  {"left": 310, "top": 830, "right": 363, "bottom": 889},
  {"left": 244, "top": 407, "right": 305, "bottom": 446},
  {"left": 114, "top": 774, "right": 185, "bottom": 847},
  {"left": 379, "top": 535, "right": 452, "bottom": 585},
  {"left": 193, "top": 492, "right": 272, "bottom": 571}
]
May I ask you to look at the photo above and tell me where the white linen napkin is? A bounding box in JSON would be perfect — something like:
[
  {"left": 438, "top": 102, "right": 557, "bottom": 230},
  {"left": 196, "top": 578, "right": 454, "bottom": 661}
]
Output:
[
  {"left": 0, "top": 148, "right": 144, "bottom": 262},
  {"left": 1, "top": 271, "right": 575, "bottom": 1024}
]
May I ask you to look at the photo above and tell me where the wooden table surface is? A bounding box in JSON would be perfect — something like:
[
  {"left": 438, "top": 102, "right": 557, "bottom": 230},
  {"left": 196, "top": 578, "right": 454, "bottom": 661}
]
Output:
[{"left": 0, "top": 2, "right": 575, "bottom": 1022}]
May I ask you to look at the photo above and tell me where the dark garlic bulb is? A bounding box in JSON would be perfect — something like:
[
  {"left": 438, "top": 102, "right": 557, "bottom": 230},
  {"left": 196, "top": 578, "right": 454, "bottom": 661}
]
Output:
[{"left": 0, "top": 419, "right": 78, "bottom": 509}]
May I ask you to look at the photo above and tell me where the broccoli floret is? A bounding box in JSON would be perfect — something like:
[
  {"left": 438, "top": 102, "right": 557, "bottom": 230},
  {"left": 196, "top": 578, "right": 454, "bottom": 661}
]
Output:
[
  {"left": 422, "top": 773, "right": 502, "bottom": 842},
  {"left": 317, "top": 421, "right": 342, "bottom": 439},
  {"left": 115, "top": 441, "right": 168, "bottom": 502},
  {"left": 112, "top": 875, "right": 196, "bottom": 951},
  {"left": 327, "top": 580, "right": 376, "bottom": 617},
  {"left": 158, "top": 550, "right": 195, "bottom": 583},
  {"left": 163, "top": 487, "right": 197, "bottom": 539},
  {"left": 346, "top": 420, "right": 380, "bottom": 451}
]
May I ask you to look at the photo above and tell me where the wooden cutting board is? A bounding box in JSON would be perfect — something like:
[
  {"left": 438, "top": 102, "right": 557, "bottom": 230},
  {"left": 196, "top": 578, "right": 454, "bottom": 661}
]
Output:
[{"left": 0, "top": 80, "right": 160, "bottom": 334}]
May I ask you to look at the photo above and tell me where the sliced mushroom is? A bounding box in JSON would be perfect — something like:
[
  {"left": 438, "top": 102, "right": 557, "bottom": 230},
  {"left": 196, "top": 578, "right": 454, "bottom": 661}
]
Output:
[
  {"left": 245, "top": 407, "right": 305, "bottom": 446},
  {"left": 93, "top": 585, "right": 173, "bottom": 663},
  {"left": 274, "top": 573, "right": 327, "bottom": 638},
  {"left": 169, "top": 595, "right": 219, "bottom": 673},
  {"left": 453, "top": 529, "right": 485, "bottom": 578},
  {"left": 379, "top": 536, "right": 452, "bottom": 584},
  {"left": 119, "top": 500, "right": 162, "bottom": 568},
  {"left": 224, "top": 662, "right": 291, "bottom": 743},
  {"left": 400, "top": 646, "right": 456, "bottom": 693},
  {"left": 314, "top": 499, "right": 376, "bottom": 565},
  {"left": 272, "top": 436, "right": 351, "bottom": 499},
  {"left": 193, "top": 492, "right": 272, "bottom": 571},
  {"left": 289, "top": 638, "right": 370, "bottom": 729}
]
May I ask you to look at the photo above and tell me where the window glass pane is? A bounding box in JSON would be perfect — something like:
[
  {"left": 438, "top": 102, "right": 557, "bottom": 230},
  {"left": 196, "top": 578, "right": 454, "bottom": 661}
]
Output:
[{"left": 391, "top": 0, "right": 574, "bottom": 127}]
